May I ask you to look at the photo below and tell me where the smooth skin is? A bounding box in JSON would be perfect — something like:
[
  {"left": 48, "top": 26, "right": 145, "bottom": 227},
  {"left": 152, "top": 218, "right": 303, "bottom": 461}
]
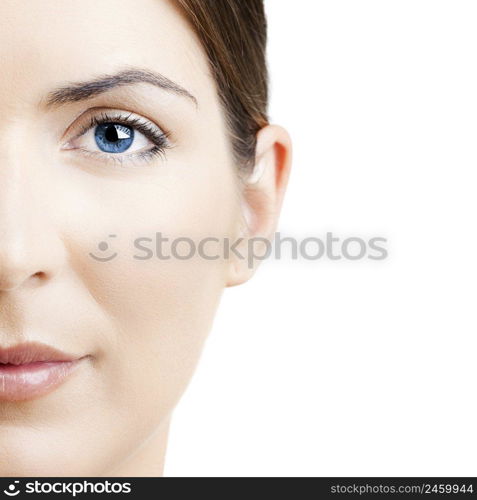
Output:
[{"left": 0, "top": 0, "right": 291, "bottom": 476}]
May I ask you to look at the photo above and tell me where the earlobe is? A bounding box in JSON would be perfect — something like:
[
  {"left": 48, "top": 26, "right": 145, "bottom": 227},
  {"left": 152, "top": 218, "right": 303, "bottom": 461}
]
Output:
[{"left": 226, "top": 124, "right": 292, "bottom": 287}]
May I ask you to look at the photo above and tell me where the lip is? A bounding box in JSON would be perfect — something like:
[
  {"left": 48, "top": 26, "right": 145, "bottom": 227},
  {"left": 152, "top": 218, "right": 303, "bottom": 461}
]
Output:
[{"left": 0, "top": 342, "right": 85, "bottom": 401}]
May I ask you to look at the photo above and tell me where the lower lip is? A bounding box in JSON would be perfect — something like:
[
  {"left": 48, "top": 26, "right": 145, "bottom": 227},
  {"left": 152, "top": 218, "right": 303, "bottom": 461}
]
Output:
[{"left": 0, "top": 360, "right": 82, "bottom": 401}]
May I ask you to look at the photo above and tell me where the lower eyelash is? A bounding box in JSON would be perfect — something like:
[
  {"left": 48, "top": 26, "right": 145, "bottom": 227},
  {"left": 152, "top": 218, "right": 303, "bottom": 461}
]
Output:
[
  {"left": 135, "top": 145, "right": 168, "bottom": 161},
  {"left": 74, "top": 145, "right": 168, "bottom": 167}
]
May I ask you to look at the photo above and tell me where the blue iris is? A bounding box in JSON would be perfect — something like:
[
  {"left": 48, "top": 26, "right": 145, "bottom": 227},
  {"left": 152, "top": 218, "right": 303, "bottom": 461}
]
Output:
[{"left": 94, "top": 123, "right": 134, "bottom": 153}]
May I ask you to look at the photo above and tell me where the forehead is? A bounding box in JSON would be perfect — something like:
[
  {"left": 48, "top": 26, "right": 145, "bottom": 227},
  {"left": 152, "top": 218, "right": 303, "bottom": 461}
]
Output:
[{"left": 0, "top": 0, "right": 209, "bottom": 108}]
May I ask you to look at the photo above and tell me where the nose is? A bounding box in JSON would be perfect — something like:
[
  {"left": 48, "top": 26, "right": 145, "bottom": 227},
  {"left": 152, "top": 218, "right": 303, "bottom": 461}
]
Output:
[
  {"left": 0, "top": 151, "right": 67, "bottom": 292},
  {"left": 0, "top": 231, "right": 64, "bottom": 291}
]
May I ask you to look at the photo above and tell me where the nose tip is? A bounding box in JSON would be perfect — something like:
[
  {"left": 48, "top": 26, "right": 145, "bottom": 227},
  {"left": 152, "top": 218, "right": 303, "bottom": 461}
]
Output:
[{"left": 0, "top": 230, "right": 66, "bottom": 293}]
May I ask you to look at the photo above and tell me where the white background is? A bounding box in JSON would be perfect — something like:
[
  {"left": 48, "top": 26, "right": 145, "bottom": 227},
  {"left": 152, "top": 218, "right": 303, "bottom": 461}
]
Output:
[{"left": 166, "top": 0, "right": 477, "bottom": 476}]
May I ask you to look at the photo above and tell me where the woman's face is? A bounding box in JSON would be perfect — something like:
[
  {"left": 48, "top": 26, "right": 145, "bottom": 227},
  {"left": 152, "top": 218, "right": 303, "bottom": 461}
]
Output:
[{"left": 0, "top": 0, "right": 242, "bottom": 476}]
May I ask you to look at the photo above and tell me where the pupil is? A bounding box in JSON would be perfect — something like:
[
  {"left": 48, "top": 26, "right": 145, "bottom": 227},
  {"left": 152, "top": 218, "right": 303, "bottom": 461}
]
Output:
[
  {"left": 95, "top": 123, "right": 134, "bottom": 153},
  {"left": 105, "top": 124, "right": 119, "bottom": 142}
]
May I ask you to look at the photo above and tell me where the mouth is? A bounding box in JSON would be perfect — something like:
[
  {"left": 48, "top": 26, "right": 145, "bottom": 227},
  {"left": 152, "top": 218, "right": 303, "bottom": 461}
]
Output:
[{"left": 0, "top": 342, "right": 86, "bottom": 402}]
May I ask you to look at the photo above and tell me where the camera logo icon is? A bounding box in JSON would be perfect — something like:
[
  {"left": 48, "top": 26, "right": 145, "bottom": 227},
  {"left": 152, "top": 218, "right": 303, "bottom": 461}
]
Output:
[
  {"left": 3, "top": 481, "right": 20, "bottom": 496},
  {"left": 89, "top": 234, "right": 119, "bottom": 262}
]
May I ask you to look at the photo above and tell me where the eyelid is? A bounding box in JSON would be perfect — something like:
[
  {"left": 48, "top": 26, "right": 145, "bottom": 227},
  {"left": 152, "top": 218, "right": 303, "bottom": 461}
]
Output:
[{"left": 61, "top": 108, "right": 170, "bottom": 149}]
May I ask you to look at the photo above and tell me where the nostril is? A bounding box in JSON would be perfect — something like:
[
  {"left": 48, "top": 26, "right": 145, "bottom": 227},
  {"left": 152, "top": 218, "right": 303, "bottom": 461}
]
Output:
[
  {"left": 0, "top": 271, "right": 51, "bottom": 292},
  {"left": 32, "top": 271, "right": 48, "bottom": 282}
]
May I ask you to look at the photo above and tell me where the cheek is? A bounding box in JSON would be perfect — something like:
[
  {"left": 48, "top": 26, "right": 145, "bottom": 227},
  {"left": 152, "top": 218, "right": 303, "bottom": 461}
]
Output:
[
  {"left": 91, "top": 256, "right": 226, "bottom": 417},
  {"left": 55, "top": 145, "right": 239, "bottom": 439}
]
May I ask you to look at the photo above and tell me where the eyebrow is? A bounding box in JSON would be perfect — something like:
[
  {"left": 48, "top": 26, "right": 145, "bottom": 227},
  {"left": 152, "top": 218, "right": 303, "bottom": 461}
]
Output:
[{"left": 45, "top": 68, "right": 197, "bottom": 107}]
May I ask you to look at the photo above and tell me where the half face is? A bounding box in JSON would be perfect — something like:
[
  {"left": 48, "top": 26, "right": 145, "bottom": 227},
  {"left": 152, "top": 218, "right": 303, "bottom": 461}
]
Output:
[{"left": 0, "top": 0, "right": 241, "bottom": 476}]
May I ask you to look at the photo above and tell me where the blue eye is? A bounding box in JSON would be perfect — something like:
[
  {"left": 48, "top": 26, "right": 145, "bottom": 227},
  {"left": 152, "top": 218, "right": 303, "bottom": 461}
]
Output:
[
  {"left": 63, "top": 111, "right": 171, "bottom": 166},
  {"left": 94, "top": 123, "right": 135, "bottom": 153}
]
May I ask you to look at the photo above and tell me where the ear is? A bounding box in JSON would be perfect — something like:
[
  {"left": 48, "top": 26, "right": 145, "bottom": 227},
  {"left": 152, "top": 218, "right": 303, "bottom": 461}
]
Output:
[{"left": 226, "top": 124, "right": 292, "bottom": 287}]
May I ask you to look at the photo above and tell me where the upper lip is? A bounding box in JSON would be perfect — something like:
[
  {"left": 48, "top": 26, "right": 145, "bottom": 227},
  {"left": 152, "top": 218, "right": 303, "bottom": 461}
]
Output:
[{"left": 0, "top": 342, "right": 78, "bottom": 365}]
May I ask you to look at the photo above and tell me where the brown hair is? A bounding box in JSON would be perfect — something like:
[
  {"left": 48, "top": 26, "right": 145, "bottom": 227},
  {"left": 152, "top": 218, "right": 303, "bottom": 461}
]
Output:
[{"left": 176, "top": 0, "right": 269, "bottom": 171}]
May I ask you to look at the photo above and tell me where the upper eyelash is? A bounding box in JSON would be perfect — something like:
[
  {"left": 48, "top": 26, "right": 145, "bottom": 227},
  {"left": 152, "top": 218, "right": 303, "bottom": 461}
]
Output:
[{"left": 74, "top": 111, "right": 171, "bottom": 161}]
